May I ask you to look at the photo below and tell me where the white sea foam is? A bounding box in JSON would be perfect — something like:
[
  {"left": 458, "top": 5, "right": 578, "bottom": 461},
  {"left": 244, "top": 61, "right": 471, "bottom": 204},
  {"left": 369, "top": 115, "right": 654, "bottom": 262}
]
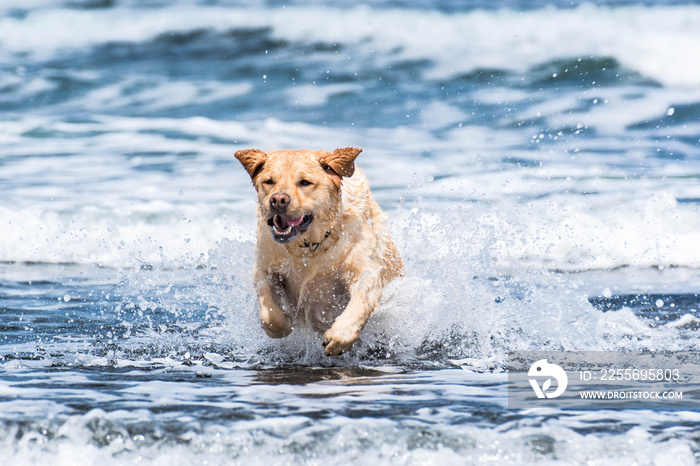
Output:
[
  {"left": 82, "top": 80, "right": 253, "bottom": 112},
  {"left": 1, "top": 379, "right": 698, "bottom": 466},
  {"left": 1, "top": 5, "right": 700, "bottom": 87},
  {"left": 287, "top": 82, "right": 364, "bottom": 107}
]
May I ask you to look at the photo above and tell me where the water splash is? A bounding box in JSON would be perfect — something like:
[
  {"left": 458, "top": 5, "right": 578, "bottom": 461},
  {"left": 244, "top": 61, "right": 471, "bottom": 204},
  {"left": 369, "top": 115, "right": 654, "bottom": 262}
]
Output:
[{"left": 107, "top": 206, "right": 693, "bottom": 369}]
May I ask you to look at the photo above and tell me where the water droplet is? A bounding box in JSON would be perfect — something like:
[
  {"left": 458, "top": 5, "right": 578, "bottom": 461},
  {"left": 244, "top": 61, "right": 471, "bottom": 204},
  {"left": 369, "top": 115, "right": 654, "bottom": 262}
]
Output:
[
  {"left": 655, "top": 299, "right": 664, "bottom": 308},
  {"left": 666, "top": 107, "right": 675, "bottom": 116}
]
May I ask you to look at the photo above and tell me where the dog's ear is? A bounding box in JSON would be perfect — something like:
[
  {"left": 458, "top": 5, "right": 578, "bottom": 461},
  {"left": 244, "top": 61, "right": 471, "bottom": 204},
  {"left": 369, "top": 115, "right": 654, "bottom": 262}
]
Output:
[
  {"left": 319, "top": 147, "right": 362, "bottom": 178},
  {"left": 234, "top": 149, "right": 266, "bottom": 181}
]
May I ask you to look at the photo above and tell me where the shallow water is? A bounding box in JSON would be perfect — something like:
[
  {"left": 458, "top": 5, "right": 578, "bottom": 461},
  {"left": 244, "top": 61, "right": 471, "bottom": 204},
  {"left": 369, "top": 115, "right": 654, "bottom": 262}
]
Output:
[{"left": 1, "top": 0, "right": 700, "bottom": 464}]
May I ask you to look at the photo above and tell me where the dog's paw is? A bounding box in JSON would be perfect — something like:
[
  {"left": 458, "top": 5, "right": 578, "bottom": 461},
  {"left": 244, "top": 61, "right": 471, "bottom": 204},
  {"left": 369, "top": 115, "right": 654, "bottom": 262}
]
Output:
[
  {"left": 261, "top": 311, "right": 292, "bottom": 338},
  {"left": 322, "top": 324, "right": 360, "bottom": 356}
]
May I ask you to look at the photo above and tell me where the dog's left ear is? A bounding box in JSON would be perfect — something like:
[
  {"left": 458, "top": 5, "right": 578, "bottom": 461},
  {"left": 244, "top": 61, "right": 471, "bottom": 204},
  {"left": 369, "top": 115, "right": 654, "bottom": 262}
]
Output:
[
  {"left": 234, "top": 149, "right": 267, "bottom": 181},
  {"left": 319, "top": 147, "right": 362, "bottom": 178}
]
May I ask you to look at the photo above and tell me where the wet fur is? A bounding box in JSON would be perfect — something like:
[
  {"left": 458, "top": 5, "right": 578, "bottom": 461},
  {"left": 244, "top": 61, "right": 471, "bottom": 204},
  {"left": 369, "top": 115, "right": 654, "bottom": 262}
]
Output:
[{"left": 235, "top": 148, "right": 403, "bottom": 356}]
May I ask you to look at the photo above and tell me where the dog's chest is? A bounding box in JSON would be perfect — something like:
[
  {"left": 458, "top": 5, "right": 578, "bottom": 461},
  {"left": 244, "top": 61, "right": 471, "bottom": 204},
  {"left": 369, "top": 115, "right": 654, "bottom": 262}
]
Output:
[{"left": 269, "top": 265, "right": 350, "bottom": 332}]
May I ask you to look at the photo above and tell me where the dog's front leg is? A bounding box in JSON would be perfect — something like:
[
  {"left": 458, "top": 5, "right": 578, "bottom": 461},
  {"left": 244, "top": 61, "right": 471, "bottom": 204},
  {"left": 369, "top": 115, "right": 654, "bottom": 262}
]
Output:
[
  {"left": 322, "top": 268, "right": 382, "bottom": 356},
  {"left": 256, "top": 274, "right": 293, "bottom": 338}
]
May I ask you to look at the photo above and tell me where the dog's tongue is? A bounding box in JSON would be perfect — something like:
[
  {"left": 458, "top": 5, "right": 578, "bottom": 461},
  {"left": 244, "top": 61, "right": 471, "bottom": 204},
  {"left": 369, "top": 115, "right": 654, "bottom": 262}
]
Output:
[
  {"left": 274, "top": 215, "right": 304, "bottom": 229},
  {"left": 286, "top": 216, "right": 304, "bottom": 227}
]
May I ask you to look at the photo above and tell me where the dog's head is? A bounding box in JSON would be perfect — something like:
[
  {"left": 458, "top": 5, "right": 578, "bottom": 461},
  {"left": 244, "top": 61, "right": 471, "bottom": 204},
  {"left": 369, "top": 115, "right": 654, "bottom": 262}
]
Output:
[{"left": 234, "top": 147, "right": 362, "bottom": 244}]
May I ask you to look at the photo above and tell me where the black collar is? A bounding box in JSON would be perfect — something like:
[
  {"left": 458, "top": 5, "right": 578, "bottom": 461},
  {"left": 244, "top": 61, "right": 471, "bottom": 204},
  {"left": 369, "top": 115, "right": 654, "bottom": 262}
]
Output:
[{"left": 300, "top": 231, "right": 332, "bottom": 252}]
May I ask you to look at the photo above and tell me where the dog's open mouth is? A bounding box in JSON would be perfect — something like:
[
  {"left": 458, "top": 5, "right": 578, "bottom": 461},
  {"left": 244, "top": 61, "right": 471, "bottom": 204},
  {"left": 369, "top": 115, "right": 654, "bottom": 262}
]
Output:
[{"left": 267, "top": 214, "right": 313, "bottom": 243}]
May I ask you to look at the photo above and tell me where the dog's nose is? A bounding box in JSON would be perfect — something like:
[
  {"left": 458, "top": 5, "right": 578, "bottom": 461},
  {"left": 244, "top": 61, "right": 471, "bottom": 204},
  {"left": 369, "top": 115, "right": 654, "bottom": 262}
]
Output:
[{"left": 269, "top": 193, "right": 290, "bottom": 211}]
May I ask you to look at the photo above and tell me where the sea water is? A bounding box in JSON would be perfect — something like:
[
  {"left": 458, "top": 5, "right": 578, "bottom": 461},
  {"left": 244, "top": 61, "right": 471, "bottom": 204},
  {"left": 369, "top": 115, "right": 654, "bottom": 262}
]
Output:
[{"left": 1, "top": 0, "right": 699, "bottom": 464}]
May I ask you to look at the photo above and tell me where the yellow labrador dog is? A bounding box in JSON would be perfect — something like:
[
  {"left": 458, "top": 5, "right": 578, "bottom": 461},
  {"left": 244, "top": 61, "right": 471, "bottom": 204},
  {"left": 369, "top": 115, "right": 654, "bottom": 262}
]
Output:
[{"left": 234, "top": 147, "right": 403, "bottom": 356}]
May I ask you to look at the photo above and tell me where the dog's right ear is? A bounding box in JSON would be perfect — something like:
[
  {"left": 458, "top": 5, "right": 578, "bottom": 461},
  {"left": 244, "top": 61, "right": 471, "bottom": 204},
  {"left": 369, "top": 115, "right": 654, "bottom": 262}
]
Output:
[{"left": 234, "top": 149, "right": 266, "bottom": 181}]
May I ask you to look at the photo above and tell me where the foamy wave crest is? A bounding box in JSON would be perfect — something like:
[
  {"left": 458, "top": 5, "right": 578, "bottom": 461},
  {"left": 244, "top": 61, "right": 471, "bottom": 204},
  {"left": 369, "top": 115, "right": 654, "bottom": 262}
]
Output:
[
  {"left": 1, "top": 5, "right": 699, "bottom": 87},
  {"left": 413, "top": 193, "right": 700, "bottom": 272},
  {"left": 2, "top": 407, "right": 698, "bottom": 465}
]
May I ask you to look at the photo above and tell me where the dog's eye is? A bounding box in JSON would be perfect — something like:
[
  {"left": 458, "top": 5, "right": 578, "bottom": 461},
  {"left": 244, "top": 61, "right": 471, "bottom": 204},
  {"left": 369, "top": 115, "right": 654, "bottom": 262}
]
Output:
[
  {"left": 299, "top": 179, "right": 313, "bottom": 187},
  {"left": 262, "top": 179, "right": 274, "bottom": 186}
]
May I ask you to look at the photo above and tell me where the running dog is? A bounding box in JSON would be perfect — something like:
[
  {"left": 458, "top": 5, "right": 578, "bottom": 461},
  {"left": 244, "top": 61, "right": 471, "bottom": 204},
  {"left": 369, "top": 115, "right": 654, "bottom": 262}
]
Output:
[{"left": 234, "top": 147, "right": 403, "bottom": 356}]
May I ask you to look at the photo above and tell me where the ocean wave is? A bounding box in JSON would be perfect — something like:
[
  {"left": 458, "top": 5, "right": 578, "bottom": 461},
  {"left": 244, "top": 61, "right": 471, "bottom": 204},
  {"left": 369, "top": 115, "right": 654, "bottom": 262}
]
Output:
[
  {"left": 0, "top": 400, "right": 697, "bottom": 466},
  {"left": 1, "top": 5, "right": 700, "bottom": 87},
  {"left": 1, "top": 403, "right": 698, "bottom": 466}
]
